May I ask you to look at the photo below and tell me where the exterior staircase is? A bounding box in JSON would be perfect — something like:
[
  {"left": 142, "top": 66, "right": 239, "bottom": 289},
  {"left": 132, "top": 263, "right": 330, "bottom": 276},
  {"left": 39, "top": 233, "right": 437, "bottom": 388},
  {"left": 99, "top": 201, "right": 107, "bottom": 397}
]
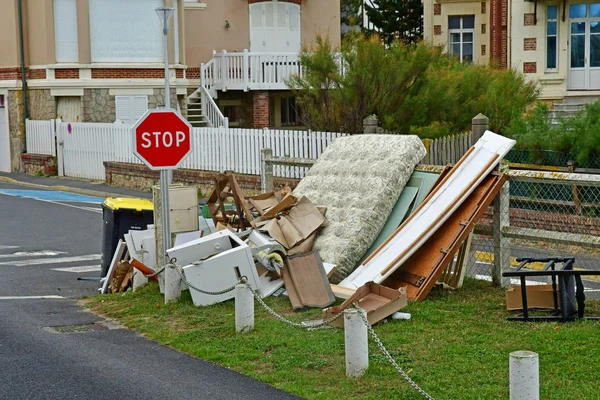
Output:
[
  {"left": 549, "top": 96, "right": 598, "bottom": 126},
  {"left": 186, "top": 89, "right": 209, "bottom": 128}
]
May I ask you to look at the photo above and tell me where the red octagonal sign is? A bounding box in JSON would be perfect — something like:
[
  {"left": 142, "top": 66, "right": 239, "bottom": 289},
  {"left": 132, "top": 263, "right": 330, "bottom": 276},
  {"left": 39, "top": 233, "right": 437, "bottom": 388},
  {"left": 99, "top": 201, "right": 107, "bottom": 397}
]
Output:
[{"left": 132, "top": 109, "right": 192, "bottom": 170}]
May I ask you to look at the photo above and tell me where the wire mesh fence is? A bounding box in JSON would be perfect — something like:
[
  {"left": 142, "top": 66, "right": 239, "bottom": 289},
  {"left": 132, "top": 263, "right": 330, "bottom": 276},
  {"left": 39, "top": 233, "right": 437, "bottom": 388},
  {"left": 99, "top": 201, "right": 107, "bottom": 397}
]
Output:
[{"left": 466, "top": 170, "right": 600, "bottom": 287}]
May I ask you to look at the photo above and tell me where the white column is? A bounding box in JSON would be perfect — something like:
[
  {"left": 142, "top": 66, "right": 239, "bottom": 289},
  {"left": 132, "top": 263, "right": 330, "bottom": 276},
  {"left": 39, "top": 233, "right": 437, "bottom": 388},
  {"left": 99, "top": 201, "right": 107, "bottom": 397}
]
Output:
[
  {"left": 344, "top": 308, "right": 369, "bottom": 377},
  {"left": 510, "top": 351, "right": 539, "bottom": 400},
  {"left": 235, "top": 284, "right": 254, "bottom": 333}
]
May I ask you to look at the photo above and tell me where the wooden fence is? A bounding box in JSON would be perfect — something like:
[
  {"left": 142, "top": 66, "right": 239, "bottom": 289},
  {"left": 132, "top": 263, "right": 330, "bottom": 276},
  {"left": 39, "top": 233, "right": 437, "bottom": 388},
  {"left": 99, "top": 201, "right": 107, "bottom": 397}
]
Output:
[{"left": 421, "top": 131, "right": 473, "bottom": 166}]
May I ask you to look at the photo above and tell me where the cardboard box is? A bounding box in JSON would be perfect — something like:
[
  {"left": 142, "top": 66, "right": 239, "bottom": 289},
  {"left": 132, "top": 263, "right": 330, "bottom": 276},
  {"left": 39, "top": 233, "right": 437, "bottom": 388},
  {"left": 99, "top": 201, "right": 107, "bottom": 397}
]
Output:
[
  {"left": 323, "top": 282, "right": 408, "bottom": 328},
  {"left": 505, "top": 284, "right": 559, "bottom": 311}
]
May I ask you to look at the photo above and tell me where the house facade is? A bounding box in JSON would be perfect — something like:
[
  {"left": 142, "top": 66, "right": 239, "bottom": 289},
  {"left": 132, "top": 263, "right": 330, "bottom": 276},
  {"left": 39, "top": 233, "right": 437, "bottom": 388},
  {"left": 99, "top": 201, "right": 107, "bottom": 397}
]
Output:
[
  {"left": 0, "top": 0, "right": 341, "bottom": 172},
  {"left": 423, "top": 0, "right": 600, "bottom": 101}
]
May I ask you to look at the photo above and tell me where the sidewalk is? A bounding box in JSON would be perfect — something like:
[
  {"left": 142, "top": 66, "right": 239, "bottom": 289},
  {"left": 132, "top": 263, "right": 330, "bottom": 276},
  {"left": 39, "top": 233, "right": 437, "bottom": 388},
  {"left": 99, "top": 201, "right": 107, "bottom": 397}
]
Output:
[{"left": 0, "top": 172, "right": 151, "bottom": 200}]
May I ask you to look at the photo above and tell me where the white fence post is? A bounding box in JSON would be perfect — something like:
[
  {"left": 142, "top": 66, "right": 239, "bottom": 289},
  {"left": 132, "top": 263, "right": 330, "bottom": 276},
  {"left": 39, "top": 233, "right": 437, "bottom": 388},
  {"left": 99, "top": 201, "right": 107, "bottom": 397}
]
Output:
[
  {"left": 221, "top": 49, "right": 228, "bottom": 91},
  {"left": 55, "top": 119, "right": 65, "bottom": 177},
  {"left": 242, "top": 49, "right": 249, "bottom": 91},
  {"left": 235, "top": 284, "right": 254, "bottom": 333},
  {"left": 510, "top": 351, "right": 539, "bottom": 400},
  {"left": 344, "top": 308, "right": 369, "bottom": 377}
]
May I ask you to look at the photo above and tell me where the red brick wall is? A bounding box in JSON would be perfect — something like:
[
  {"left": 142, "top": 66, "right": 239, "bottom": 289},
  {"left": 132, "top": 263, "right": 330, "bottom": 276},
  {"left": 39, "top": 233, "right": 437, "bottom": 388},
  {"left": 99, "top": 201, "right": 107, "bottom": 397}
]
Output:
[
  {"left": 434, "top": 25, "right": 442, "bottom": 36},
  {"left": 490, "top": 0, "right": 508, "bottom": 68},
  {"left": 481, "top": 45, "right": 487, "bottom": 56},
  {"left": 55, "top": 69, "right": 79, "bottom": 79},
  {"left": 28, "top": 69, "right": 47, "bottom": 79},
  {"left": 434, "top": 3, "right": 441, "bottom": 15},
  {"left": 0, "top": 67, "right": 21, "bottom": 80},
  {"left": 523, "top": 38, "right": 537, "bottom": 51},
  {"left": 523, "top": 62, "right": 537, "bottom": 73},
  {"left": 187, "top": 67, "right": 200, "bottom": 79},
  {"left": 104, "top": 161, "right": 300, "bottom": 193},
  {"left": 481, "top": 24, "right": 486, "bottom": 34},
  {"left": 253, "top": 92, "right": 270, "bottom": 128},
  {"left": 481, "top": 1, "right": 486, "bottom": 14},
  {"left": 91, "top": 69, "right": 165, "bottom": 79},
  {"left": 21, "top": 154, "right": 57, "bottom": 176}
]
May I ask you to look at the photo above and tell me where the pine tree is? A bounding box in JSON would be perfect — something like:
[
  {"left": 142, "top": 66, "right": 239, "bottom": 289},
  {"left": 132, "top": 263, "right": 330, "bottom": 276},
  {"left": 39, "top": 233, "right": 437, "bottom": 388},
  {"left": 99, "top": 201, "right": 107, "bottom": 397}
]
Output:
[{"left": 364, "top": 0, "right": 423, "bottom": 45}]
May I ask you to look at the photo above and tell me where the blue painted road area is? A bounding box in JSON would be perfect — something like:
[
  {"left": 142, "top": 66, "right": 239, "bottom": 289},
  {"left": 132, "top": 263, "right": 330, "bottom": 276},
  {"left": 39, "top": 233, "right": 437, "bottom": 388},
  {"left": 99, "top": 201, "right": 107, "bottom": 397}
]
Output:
[{"left": 0, "top": 189, "right": 104, "bottom": 204}]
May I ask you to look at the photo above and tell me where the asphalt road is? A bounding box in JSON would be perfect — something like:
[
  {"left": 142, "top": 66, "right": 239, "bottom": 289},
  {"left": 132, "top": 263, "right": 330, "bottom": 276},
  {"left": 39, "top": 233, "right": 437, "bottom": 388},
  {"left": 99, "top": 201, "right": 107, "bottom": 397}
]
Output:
[{"left": 0, "top": 182, "right": 297, "bottom": 400}]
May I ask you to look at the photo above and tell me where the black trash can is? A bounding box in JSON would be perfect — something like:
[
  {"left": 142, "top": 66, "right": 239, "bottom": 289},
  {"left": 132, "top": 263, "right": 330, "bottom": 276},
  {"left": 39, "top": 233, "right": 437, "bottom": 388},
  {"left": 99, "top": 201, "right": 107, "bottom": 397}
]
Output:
[{"left": 100, "top": 197, "right": 154, "bottom": 277}]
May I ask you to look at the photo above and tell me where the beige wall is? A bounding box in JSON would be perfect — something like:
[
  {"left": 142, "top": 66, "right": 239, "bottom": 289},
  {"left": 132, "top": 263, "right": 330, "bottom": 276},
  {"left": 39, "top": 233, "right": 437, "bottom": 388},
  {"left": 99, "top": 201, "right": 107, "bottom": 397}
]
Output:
[
  {"left": 301, "top": 0, "right": 341, "bottom": 50},
  {"left": 0, "top": 0, "right": 21, "bottom": 68},
  {"left": 511, "top": 1, "right": 566, "bottom": 99},
  {"left": 427, "top": 1, "right": 490, "bottom": 65},
  {"left": 184, "top": 0, "right": 341, "bottom": 67},
  {"left": 25, "top": 0, "right": 56, "bottom": 66},
  {"left": 184, "top": 0, "right": 250, "bottom": 67}
]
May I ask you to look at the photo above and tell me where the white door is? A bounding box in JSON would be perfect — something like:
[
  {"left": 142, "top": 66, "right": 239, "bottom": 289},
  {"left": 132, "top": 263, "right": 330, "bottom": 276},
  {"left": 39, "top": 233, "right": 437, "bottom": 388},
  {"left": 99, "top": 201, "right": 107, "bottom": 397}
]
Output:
[
  {"left": 0, "top": 96, "right": 10, "bottom": 172},
  {"left": 569, "top": 4, "right": 600, "bottom": 89},
  {"left": 249, "top": 2, "right": 301, "bottom": 53}
]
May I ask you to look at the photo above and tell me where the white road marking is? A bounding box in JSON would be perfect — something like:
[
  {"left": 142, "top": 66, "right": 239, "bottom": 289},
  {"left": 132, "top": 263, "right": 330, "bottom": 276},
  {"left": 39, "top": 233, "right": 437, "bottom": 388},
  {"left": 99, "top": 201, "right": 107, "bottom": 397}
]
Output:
[
  {"left": 0, "top": 295, "right": 64, "bottom": 300},
  {"left": 0, "top": 254, "right": 101, "bottom": 267},
  {"left": 52, "top": 265, "right": 101, "bottom": 273},
  {"left": 0, "top": 250, "right": 67, "bottom": 259},
  {"left": 40, "top": 199, "right": 103, "bottom": 214}
]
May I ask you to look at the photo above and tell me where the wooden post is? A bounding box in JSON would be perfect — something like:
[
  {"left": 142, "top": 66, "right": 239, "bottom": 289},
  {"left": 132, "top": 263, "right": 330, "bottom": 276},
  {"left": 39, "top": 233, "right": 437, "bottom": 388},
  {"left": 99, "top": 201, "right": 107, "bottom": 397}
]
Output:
[
  {"left": 493, "top": 176, "right": 511, "bottom": 287},
  {"left": 261, "top": 148, "right": 274, "bottom": 193},
  {"left": 568, "top": 160, "right": 582, "bottom": 214},
  {"left": 472, "top": 113, "right": 489, "bottom": 145}
]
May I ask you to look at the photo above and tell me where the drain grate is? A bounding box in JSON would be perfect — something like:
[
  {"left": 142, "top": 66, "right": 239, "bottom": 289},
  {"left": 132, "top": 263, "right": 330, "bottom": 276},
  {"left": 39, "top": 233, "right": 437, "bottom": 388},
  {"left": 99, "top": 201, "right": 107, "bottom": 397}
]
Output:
[{"left": 43, "top": 321, "right": 122, "bottom": 334}]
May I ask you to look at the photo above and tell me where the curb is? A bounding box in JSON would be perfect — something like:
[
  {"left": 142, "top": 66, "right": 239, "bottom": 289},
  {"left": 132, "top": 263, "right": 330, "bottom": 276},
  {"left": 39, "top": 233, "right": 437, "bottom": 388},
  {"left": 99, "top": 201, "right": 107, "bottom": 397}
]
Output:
[{"left": 0, "top": 176, "right": 143, "bottom": 200}]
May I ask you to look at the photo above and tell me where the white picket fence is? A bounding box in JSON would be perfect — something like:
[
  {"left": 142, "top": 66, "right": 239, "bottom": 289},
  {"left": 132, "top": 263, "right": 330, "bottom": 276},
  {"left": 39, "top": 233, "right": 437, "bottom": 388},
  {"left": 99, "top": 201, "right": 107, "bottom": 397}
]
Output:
[
  {"left": 25, "top": 119, "right": 55, "bottom": 156},
  {"left": 25, "top": 119, "right": 344, "bottom": 180}
]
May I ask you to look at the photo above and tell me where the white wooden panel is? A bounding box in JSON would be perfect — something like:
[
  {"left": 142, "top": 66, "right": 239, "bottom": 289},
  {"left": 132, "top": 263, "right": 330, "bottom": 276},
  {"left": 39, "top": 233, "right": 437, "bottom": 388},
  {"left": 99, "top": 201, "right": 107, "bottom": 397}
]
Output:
[
  {"left": 54, "top": 0, "right": 79, "bottom": 62},
  {"left": 341, "top": 131, "right": 516, "bottom": 289},
  {"left": 89, "top": 0, "right": 162, "bottom": 62}
]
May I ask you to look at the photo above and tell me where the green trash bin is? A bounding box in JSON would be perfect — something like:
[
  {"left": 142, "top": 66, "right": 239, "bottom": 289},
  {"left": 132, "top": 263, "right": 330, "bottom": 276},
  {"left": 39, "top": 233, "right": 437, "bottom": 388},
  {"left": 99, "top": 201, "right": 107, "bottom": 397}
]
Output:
[{"left": 100, "top": 197, "right": 154, "bottom": 277}]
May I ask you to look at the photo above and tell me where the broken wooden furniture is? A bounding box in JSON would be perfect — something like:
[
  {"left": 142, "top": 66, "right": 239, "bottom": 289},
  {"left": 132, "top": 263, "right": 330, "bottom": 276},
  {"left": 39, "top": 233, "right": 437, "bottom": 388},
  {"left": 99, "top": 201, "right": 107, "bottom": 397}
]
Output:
[
  {"left": 206, "top": 172, "right": 255, "bottom": 230},
  {"left": 503, "top": 257, "right": 600, "bottom": 322},
  {"left": 284, "top": 251, "right": 336, "bottom": 310},
  {"left": 323, "top": 283, "right": 407, "bottom": 328},
  {"left": 341, "top": 131, "right": 515, "bottom": 301}
]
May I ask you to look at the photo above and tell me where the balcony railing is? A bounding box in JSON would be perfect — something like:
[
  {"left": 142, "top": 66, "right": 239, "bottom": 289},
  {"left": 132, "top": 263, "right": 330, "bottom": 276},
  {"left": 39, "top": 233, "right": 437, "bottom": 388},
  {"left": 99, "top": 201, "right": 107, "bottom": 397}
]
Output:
[{"left": 200, "top": 49, "right": 345, "bottom": 95}]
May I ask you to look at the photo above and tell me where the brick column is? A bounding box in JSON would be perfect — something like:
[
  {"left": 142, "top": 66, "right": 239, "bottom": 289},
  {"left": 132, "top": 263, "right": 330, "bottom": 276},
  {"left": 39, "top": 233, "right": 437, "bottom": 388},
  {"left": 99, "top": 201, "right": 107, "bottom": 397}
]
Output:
[{"left": 253, "top": 91, "right": 270, "bottom": 128}]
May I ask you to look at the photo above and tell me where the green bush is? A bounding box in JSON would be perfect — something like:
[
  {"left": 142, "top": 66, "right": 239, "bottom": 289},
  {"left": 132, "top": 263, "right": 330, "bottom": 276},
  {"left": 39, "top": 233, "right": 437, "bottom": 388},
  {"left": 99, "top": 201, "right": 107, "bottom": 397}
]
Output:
[
  {"left": 288, "top": 35, "right": 539, "bottom": 135},
  {"left": 505, "top": 99, "right": 600, "bottom": 165}
]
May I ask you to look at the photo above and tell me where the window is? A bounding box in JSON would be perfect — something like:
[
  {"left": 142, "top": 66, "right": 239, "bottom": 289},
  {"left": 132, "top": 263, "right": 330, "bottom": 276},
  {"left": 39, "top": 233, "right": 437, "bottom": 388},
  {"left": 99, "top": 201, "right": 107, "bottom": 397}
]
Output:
[
  {"left": 54, "top": 0, "right": 79, "bottom": 62},
  {"left": 89, "top": 0, "right": 163, "bottom": 63},
  {"left": 115, "top": 96, "right": 148, "bottom": 124},
  {"left": 281, "top": 97, "right": 298, "bottom": 126},
  {"left": 448, "top": 15, "right": 475, "bottom": 63},
  {"left": 547, "top": 5, "right": 558, "bottom": 70}
]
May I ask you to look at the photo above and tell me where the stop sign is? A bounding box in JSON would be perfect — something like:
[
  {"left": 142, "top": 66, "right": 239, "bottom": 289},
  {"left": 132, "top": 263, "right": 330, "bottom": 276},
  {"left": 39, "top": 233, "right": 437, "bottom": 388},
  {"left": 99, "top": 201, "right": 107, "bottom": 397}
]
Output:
[{"left": 132, "top": 109, "right": 192, "bottom": 170}]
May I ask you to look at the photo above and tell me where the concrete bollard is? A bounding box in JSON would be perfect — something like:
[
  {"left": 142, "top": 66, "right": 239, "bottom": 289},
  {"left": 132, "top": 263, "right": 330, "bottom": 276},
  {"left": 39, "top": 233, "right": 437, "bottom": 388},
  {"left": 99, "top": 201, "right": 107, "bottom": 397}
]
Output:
[
  {"left": 235, "top": 284, "right": 254, "bottom": 333},
  {"left": 344, "top": 308, "right": 369, "bottom": 377},
  {"left": 510, "top": 351, "right": 539, "bottom": 400}
]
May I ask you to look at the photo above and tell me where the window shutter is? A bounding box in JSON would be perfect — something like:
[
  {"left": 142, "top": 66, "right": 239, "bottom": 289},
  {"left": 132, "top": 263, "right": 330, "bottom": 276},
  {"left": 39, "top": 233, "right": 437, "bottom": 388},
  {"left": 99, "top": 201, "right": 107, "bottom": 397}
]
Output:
[
  {"left": 89, "top": 0, "right": 163, "bottom": 63},
  {"left": 115, "top": 96, "right": 132, "bottom": 123},
  {"left": 54, "top": 0, "right": 79, "bottom": 63},
  {"left": 132, "top": 96, "right": 149, "bottom": 122}
]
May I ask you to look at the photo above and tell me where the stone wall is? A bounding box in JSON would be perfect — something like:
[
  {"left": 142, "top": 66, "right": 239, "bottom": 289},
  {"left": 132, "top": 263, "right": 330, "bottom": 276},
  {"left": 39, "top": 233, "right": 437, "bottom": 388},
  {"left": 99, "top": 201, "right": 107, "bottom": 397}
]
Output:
[
  {"left": 20, "top": 153, "right": 57, "bottom": 176},
  {"left": 7, "top": 90, "right": 25, "bottom": 171},
  {"left": 83, "top": 89, "right": 115, "bottom": 122},
  {"left": 28, "top": 89, "right": 56, "bottom": 120},
  {"left": 104, "top": 161, "right": 300, "bottom": 196}
]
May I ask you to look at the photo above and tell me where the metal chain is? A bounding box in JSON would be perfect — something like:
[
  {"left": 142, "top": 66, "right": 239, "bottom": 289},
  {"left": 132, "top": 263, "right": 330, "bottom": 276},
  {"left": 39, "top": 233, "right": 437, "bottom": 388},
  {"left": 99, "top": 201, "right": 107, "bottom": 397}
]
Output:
[
  {"left": 143, "top": 265, "right": 165, "bottom": 278},
  {"left": 169, "top": 263, "right": 237, "bottom": 296},
  {"left": 249, "top": 286, "right": 345, "bottom": 329},
  {"left": 356, "top": 308, "right": 435, "bottom": 400}
]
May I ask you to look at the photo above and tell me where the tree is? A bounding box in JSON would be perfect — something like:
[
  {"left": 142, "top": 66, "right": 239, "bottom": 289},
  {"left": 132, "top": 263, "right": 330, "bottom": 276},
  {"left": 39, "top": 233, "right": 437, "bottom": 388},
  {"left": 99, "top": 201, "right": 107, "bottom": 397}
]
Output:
[{"left": 364, "top": 0, "right": 423, "bottom": 45}]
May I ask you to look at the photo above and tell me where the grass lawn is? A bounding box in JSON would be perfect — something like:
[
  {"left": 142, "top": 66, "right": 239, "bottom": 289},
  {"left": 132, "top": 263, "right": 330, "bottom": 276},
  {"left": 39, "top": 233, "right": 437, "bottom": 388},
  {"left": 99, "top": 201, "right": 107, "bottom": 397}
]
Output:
[{"left": 84, "top": 279, "right": 600, "bottom": 399}]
